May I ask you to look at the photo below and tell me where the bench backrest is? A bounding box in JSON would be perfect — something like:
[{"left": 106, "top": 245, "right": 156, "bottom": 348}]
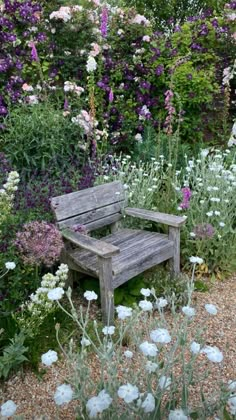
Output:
[{"left": 51, "top": 181, "right": 125, "bottom": 232}]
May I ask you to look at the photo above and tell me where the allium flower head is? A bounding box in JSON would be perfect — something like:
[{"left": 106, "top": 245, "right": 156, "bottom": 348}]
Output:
[
  {"left": 15, "top": 221, "right": 63, "bottom": 267},
  {"left": 117, "top": 383, "right": 139, "bottom": 403},
  {"left": 193, "top": 223, "right": 215, "bottom": 239},
  {"left": 0, "top": 400, "right": 17, "bottom": 417},
  {"left": 54, "top": 384, "right": 73, "bottom": 405},
  {"left": 41, "top": 350, "right": 58, "bottom": 366}
]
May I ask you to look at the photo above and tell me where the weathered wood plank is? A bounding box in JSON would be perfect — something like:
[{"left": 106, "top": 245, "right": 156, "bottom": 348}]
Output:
[
  {"left": 125, "top": 208, "right": 186, "bottom": 228},
  {"left": 98, "top": 257, "right": 114, "bottom": 324},
  {"left": 85, "top": 213, "right": 122, "bottom": 232},
  {"left": 62, "top": 229, "right": 120, "bottom": 258},
  {"left": 51, "top": 181, "right": 125, "bottom": 221},
  {"left": 168, "top": 226, "right": 180, "bottom": 274},
  {"left": 113, "top": 243, "right": 174, "bottom": 288},
  {"left": 57, "top": 202, "right": 124, "bottom": 229}
]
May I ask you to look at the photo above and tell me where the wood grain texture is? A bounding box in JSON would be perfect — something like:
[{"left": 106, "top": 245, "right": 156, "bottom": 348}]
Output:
[
  {"left": 125, "top": 207, "right": 186, "bottom": 227},
  {"left": 62, "top": 229, "right": 120, "bottom": 258},
  {"left": 168, "top": 226, "right": 180, "bottom": 274},
  {"left": 51, "top": 181, "right": 125, "bottom": 221},
  {"left": 98, "top": 256, "right": 114, "bottom": 324}
]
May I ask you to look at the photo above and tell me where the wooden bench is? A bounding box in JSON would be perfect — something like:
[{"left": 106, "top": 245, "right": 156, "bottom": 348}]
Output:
[{"left": 51, "top": 181, "right": 186, "bottom": 323}]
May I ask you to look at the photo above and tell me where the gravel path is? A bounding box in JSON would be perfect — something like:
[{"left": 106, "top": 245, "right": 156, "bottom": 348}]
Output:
[{"left": 1, "top": 275, "right": 236, "bottom": 419}]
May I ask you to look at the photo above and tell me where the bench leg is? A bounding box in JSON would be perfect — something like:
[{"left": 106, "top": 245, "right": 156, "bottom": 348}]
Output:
[
  {"left": 98, "top": 256, "right": 114, "bottom": 325},
  {"left": 168, "top": 226, "right": 180, "bottom": 275}
]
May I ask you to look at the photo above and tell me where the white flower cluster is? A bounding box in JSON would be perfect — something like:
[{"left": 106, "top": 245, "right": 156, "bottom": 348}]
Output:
[
  {"left": 86, "top": 56, "right": 97, "bottom": 73},
  {"left": 71, "top": 109, "right": 98, "bottom": 135},
  {"left": 2, "top": 171, "right": 19, "bottom": 193},
  {"left": 20, "top": 264, "right": 68, "bottom": 326},
  {"left": 0, "top": 171, "right": 20, "bottom": 233},
  {"left": 49, "top": 5, "right": 83, "bottom": 22},
  {"left": 64, "top": 81, "right": 84, "bottom": 96}
]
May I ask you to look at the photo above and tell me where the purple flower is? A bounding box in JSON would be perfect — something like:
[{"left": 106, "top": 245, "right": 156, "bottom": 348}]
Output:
[
  {"left": 193, "top": 223, "right": 215, "bottom": 239},
  {"left": 108, "top": 88, "right": 114, "bottom": 103},
  {"left": 180, "top": 187, "right": 192, "bottom": 209},
  {"left": 30, "top": 42, "right": 39, "bottom": 62},
  {"left": 100, "top": 6, "right": 108, "bottom": 38}
]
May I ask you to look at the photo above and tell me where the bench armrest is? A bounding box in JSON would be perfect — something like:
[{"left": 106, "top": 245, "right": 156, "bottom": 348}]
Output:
[
  {"left": 124, "top": 208, "right": 186, "bottom": 228},
  {"left": 62, "top": 229, "right": 120, "bottom": 258}
]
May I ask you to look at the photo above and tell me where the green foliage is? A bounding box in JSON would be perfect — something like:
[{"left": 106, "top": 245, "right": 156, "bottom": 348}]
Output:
[
  {"left": 0, "top": 332, "right": 28, "bottom": 379},
  {"left": 1, "top": 102, "right": 83, "bottom": 175}
]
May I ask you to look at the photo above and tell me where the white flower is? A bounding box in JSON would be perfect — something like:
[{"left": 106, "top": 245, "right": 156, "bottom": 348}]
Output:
[
  {"left": 206, "top": 211, "right": 213, "bottom": 217},
  {"left": 54, "top": 384, "right": 73, "bottom": 406},
  {"left": 142, "top": 35, "right": 151, "bottom": 42},
  {"left": 201, "top": 345, "right": 223, "bottom": 363},
  {"left": 84, "top": 291, "right": 98, "bottom": 301},
  {"left": 139, "top": 341, "right": 158, "bottom": 357},
  {"left": 140, "top": 288, "right": 151, "bottom": 297},
  {"left": 155, "top": 297, "right": 168, "bottom": 309},
  {"left": 81, "top": 337, "right": 91, "bottom": 347},
  {"left": 205, "top": 303, "right": 218, "bottom": 315},
  {"left": 86, "top": 390, "right": 112, "bottom": 418},
  {"left": 150, "top": 328, "right": 171, "bottom": 344},
  {"left": 124, "top": 350, "right": 133, "bottom": 358},
  {"left": 182, "top": 306, "right": 196, "bottom": 317},
  {"left": 228, "top": 380, "right": 236, "bottom": 392},
  {"left": 141, "top": 393, "right": 155, "bottom": 413},
  {"left": 214, "top": 211, "right": 221, "bottom": 216},
  {"left": 116, "top": 305, "right": 133, "bottom": 320},
  {"left": 86, "top": 56, "right": 97, "bottom": 72},
  {"left": 117, "top": 383, "right": 139, "bottom": 403},
  {"left": 190, "top": 341, "right": 201, "bottom": 354},
  {"left": 139, "top": 300, "right": 153, "bottom": 311},
  {"left": 135, "top": 133, "right": 143, "bottom": 142},
  {"left": 102, "top": 326, "right": 115, "bottom": 335},
  {"left": 189, "top": 256, "right": 204, "bottom": 264},
  {"left": 0, "top": 400, "right": 17, "bottom": 417},
  {"left": 168, "top": 408, "right": 189, "bottom": 419},
  {"left": 189, "top": 232, "right": 196, "bottom": 237},
  {"left": 159, "top": 375, "right": 172, "bottom": 390},
  {"left": 5, "top": 261, "right": 16, "bottom": 270},
  {"left": 219, "top": 222, "right": 225, "bottom": 227},
  {"left": 47, "top": 287, "right": 64, "bottom": 301},
  {"left": 228, "top": 394, "right": 236, "bottom": 415},
  {"left": 146, "top": 361, "right": 158, "bottom": 373},
  {"left": 41, "top": 350, "right": 58, "bottom": 366}
]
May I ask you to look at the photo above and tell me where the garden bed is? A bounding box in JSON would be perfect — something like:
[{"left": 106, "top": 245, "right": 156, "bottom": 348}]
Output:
[{"left": 1, "top": 275, "right": 235, "bottom": 419}]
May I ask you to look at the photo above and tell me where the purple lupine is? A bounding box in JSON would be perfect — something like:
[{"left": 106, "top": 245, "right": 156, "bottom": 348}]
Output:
[
  {"left": 100, "top": 6, "right": 108, "bottom": 38},
  {"left": 180, "top": 187, "right": 192, "bottom": 209},
  {"left": 108, "top": 88, "right": 114, "bottom": 103},
  {"left": 30, "top": 41, "right": 39, "bottom": 62}
]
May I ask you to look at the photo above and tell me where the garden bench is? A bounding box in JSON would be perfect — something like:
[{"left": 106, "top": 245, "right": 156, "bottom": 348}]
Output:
[{"left": 51, "top": 181, "right": 186, "bottom": 323}]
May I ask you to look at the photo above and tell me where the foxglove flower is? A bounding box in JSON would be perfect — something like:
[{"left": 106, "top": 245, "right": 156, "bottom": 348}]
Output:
[
  {"left": 141, "top": 393, "right": 155, "bottom": 413},
  {"left": 117, "top": 383, "right": 139, "bottom": 403},
  {"left": 54, "top": 384, "right": 73, "bottom": 406},
  {"left": 41, "top": 350, "right": 58, "bottom": 366},
  {"left": 86, "top": 56, "right": 97, "bottom": 73},
  {"left": 150, "top": 328, "right": 171, "bottom": 344},
  {"left": 139, "top": 341, "right": 158, "bottom": 357},
  {"left": 205, "top": 304, "right": 218, "bottom": 315},
  {"left": 84, "top": 291, "right": 98, "bottom": 301},
  {"left": 0, "top": 400, "right": 17, "bottom": 417}
]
